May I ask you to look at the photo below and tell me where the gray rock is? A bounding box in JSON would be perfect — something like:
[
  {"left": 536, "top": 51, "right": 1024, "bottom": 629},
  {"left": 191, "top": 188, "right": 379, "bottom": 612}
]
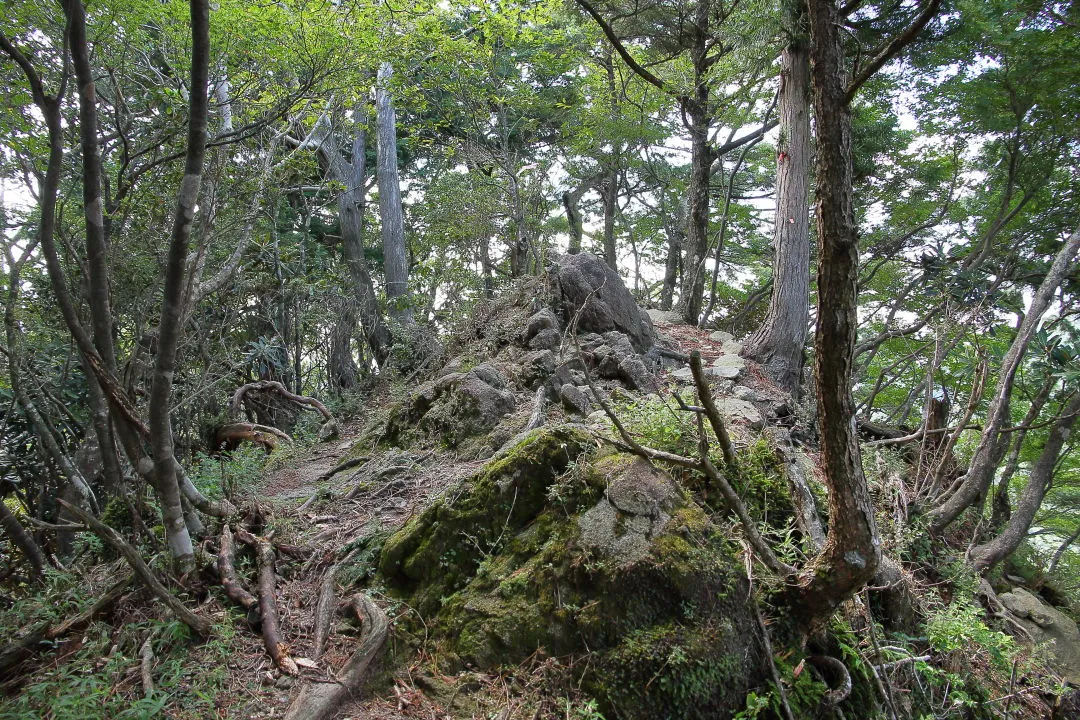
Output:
[
  {"left": 715, "top": 397, "right": 764, "bottom": 429},
  {"left": 720, "top": 341, "right": 743, "bottom": 355},
  {"left": 671, "top": 364, "right": 740, "bottom": 382},
  {"left": 709, "top": 330, "right": 735, "bottom": 344},
  {"left": 646, "top": 308, "right": 683, "bottom": 324},
  {"left": 519, "top": 350, "right": 556, "bottom": 389},
  {"left": 711, "top": 354, "right": 745, "bottom": 379},
  {"left": 554, "top": 358, "right": 587, "bottom": 388},
  {"left": 553, "top": 252, "right": 656, "bottom": 352},
  {"left": 671, "top": 366, "right": 694, "bottom": 381},
  {"left": 528, "top": 327, "right": 562, "bottom": 351},
  {"left": 595, "top": 331, "right": 656, "bottom": 391},
  {"left": 578, "top": 456, "right": 680, "bottom": 566},
  {"left": 470, "top": 363, "right": 508, "bottom": 390},
  {"left": 523, "top": 308, "right": 560, "bottom": 343},
  {"left": 1001, "top": 587, "right": 1080, "bottom": 684},
  {"left": 732, "top": 385, "right": 759, "bottom": 402},
  {"left": 559, "top": 384, "right": 592, "bottom": 415}
]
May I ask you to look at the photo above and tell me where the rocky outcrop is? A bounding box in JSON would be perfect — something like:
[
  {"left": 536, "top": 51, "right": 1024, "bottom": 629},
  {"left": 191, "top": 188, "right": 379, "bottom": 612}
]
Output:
[
  {"left": 1000, "top": 587, "right": 1080, "bottom": 684},
  {"left": 552, "top": 253, "right": 656, "bottom": 353},
  {"left": 373, "top": 435, "right": 767, "bottom": 720},
  {"left": 386, "top": 363, "right": 516, "bottom": 447}
]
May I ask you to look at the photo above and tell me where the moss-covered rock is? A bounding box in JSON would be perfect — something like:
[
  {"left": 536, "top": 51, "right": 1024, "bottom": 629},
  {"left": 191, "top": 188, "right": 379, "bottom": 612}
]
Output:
[
  {"left": 375, "top": 442, "right": 766, "bottom": 719},
  {"left": 378, "top": 425, "right": 593, "bottom": 613}
]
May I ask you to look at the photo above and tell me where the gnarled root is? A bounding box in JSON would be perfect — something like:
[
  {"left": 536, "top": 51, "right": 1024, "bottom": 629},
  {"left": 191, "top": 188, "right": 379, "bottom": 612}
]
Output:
[
  {"left": 217, "top": 526, "right": 257, "bottom": 612},
  {"left": 284, "top": 593, "right": 389, "bottom": 720},
  {"left": 237, "top": 528, "right": 298, "bottom": 675},
  {"left": 808, "top": 655, "right": 852, "bottom": 706}
]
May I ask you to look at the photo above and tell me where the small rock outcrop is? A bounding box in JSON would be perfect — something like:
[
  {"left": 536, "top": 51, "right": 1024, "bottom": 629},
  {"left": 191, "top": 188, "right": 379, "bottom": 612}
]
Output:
[
  {"left": 386, "top": 363, "right": 516, "bottom": 447},
  {"left": 552, "top": 253, "right": 656, "bottom": 353},
  {"left": 369, "top": 432, "right": 767, "bottom": 720},
  {"left": 1000, "top": 587, "right": 1080, "bottom": 684}
]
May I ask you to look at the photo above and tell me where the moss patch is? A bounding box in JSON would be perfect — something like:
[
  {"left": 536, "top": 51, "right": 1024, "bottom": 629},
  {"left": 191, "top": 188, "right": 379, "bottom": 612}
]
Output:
[
  {"left": 376, "top": 449, "right": 767, "bottom": 718},
  {"left": 378, "top": 425, "right": 592, "bottom": 615}
]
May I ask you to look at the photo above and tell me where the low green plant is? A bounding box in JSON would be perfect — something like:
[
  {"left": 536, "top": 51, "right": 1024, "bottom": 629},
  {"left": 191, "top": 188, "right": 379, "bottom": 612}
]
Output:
[{"left": 186, "top": 445, "right": 265, "bottom": 500}]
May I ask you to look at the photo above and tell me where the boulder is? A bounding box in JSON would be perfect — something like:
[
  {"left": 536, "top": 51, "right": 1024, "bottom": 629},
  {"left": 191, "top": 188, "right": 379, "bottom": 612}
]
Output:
[
  {"left": 528, "top": 327, "right": 562, "bottom": 351},
  {"left": 559, "top": 383, "right": 592, "bottom": 415},
  {"left": 1000, "top": 587, "right": 1080, "bottom": 684},
  {"left": 522, "top": 308, "right": 561, "bottom": 343},
  {"left": 646, "top": 308, "right": 683, "bottom": 325},
  {"left": 375, "top": 443, "right": 766, "bottom": 720},
  {"left": 593, "top": 331, "right": 656, "bottom": 391},
  {"left": 553, "top": 253, "right": 656, "bottom": 353},
  {"left": 518, "top": 350, "right": 556, "bottom": 389},
  {"left": 387, "top": 363, "right": 516, "bottom": 447}
]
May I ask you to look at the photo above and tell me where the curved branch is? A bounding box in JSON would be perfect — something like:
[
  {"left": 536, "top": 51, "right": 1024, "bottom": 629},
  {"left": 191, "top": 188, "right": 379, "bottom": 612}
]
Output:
[
  {"left": 573, "top": 0, "right": 669, "bottom": 93},
  {"left": 230, "top": 380, "right": 333, "bottom": 421},
  {"left": 846, "top": 0, "right": 942, "bottom": 102}
]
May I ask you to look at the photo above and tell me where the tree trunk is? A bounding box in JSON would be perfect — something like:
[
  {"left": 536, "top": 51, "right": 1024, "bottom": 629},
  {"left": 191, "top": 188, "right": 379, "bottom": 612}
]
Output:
[
  {"left": 678, "top": 97, "right": 712, "bottom": 325},
  {"left": 929, "top": 225, "right": 1080, "bottom": 534},
  {"left": 147, "top": 0, "right": 212, "bottom": 572},
  {"left": 969, "top": 391, "right": 1080, "bottom": 572},
  {"left": 601, "top": 46, "right": 620, "bottom": 270},
  {"left": 790, "top": 0, "right": 880, "bottom": 626},
  {"left": 376, "top": 62, "right": 414, "bottom": 326},
  {"left": 743, "top": 11, "right": 811, "bottom": 397},
  {"left": 989, "top": 375, "right": 1056, "bottom": 531},
  {"left": 659, "top": 206, "right": 683, "bottom": 311},
  {"left": 0, "top": 499, "right": 46, "bottom": 583},
  {"left": 563, "top": 191, "right": 583, "bottom": 254},
  {"left": 329, "top": 300, "right": 359, "bottom": 392}
]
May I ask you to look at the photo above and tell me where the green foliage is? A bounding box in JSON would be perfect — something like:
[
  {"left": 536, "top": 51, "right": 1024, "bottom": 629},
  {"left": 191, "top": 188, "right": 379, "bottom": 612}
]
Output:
[
  {"left": 186, "top": 445, "right": 266, "bottom": 501},
  {"left": 615, "top": 394, "right": 699, "bottom": 458}
]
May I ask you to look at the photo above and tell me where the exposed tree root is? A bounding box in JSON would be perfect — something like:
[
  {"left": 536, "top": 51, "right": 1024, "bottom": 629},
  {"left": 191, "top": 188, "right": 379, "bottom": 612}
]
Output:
[
  {"left": 283, "top": 593, "right": 389, "bottom": 720},
  {"left": 59, "top": 500, "right": 211, "bottom": 637},
  {"left": 0, "top": 572, "right": 131, "bottom": 681},
  {"left": 230, "top": 380, "right": 333, "bottom": 420},
  {"left": 237, "top": 527, "right": 299, "bottom": 675},
  {"left": 316, "top": 456, "right": 369, "bottom": 482},
  {"left": 312, "top": 568, "right": 338, "bottom": 658},
  {"left": 215, "top": 422, "right": 292, "bottom": 452},
  {"left": 808, "top": 655, "right": 853, "bottom": 706},
  {"left": 217, "top": 525, "right": 257, "bottom": 612}
]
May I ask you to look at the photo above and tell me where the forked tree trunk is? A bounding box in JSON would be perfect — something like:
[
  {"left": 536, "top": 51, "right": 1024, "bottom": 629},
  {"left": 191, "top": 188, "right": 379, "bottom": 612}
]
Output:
[
  {"left": 790, "top": 0, "right": 880, "bottom": 626},
  {"left": 969, "top": 392, "right": 1080, "bottom": 572},
  {"left": 147, "top": 0, "right": 212, "bottom": 572},
  {"left": 743, "top": 3, "right": 811, "bottom": 397},
  {"left": 929, "top": 225, "right": 1080, "bottom": 534}
]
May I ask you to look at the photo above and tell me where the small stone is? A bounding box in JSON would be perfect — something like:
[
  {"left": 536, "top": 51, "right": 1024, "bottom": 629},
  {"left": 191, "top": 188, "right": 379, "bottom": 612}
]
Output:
[
  {"left": 715, "top": 397, "right": 764, "bottom": 429},
  {"left": 720, "top": 340, "right": 743, "bottom": 355},
  {"left": 519, "top": 350, "right": 556, "bottom": 389},
  {"left": 646, "top": 308, "right": 683, "bottom": 324},
  {"left": 732, "top": 385, "right": 758, "bottom": 402},
  {"left": 523, "top": 308, "right": 560, "bottom": 343},
  {"left": 710, "top": 354, "right": 745, "bottom": 379},
  {"left": 275, "top": 676, "right": 294, "bottom": 689},
  {"left": 528, "top": 327, "right": 561, "bottom": 351},
  {"left": 709, "top": 330, "right": 735, "bottom": 344},
  {"left": 559, "top": 384, "right": 592, "bottom": 415},
  {"left": 671, "top": 366, "right": 693, "bottom": 381}
]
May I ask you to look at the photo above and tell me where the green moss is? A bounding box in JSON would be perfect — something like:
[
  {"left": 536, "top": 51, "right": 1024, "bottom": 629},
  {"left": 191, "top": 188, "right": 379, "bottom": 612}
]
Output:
[
  {"left": 587, "top": 621, "right": 753, "bottom": 720},
  {"left": 377, "top": 425, "right": 592, "bottom": 615}
]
